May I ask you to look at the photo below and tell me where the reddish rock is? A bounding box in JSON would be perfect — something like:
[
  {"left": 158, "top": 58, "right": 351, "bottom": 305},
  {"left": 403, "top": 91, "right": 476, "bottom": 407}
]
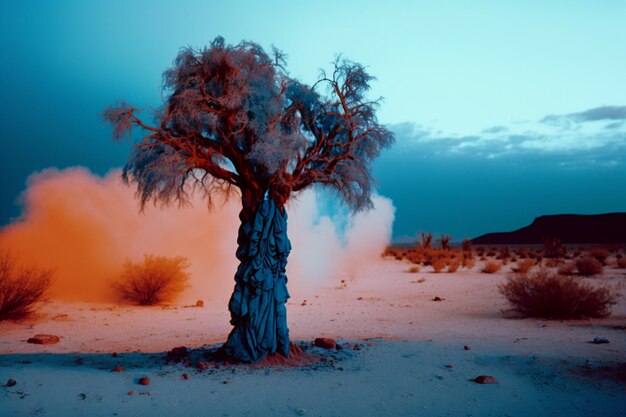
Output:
[
  {"left": 111, "top": 366, "right": 125, "bottom": 373},
  {"left": 127, "top": 390, "right": 134, "bottom": 396},
  {"left": 4, "top": 378, "right": 17, "bottom": 387},
  {"left": 314, "top": 338, "right": 337, "bottom": 350},
  {"left": 165, "top": 346, "right": 189, "bottom": 363},
  {"left": 197, "top": 361, "right": 209, "bottom": 371},
  {"left": 27, "top": 334, "right": 60, "bottom": 345},
  {"left": 432, "top": 296, "right": 444, "bottom": 302},
  {"left": 138, "top": 377, "right": 150, "bottom": 386},
  {"left": 473, "top": 375, "right": 497, "bottom": 384},
  {"left": 464, "top": 345, "right": 471, "bottom": 351},
  {"left": 195, "top": 300, "right": 204, "bottom": 307},
  {"left": 182, "top": 373, "right": 189, "bottom": 380},
  {"left": 445, "top": 363, "right": 454, "bottom": 368}
]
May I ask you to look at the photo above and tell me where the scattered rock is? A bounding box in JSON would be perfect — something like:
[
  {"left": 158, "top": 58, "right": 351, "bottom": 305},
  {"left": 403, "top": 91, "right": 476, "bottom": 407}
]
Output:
[
  {"left": 432, "top": 296, "right": 444, "bottom": 302},
  {"left": 593, "top": 336, "right": 609, "bottom": 344},
  {"left": 4, "top": 378, "right": 17, "bottom": 387},
  {"left": 301, "top": 300, "right": 308, "bottom": 306},
  {"left": 314, "top": 338, "right": 337, "bottom": 350},
  {"left": 197, "top": 361, "right": 209, "bottom": 371},
  {"left": 27, "top": 334, "right": 60, "bottom": 345},
  {"left": 473, "top": 375, "right": 497, "bottom": 384},
  {"left": 111, "top": 366, "right": 125, "bottom": 373},
  {"left": 111, "top": 352, "right": 118, "bottom": 357},
  {"left": 222, "top": 379, "right": 231, "bottom": 384},
  {"left": 182, "top": 373, "right": 189, "bottom": 380},
  {"left": 127, "top": 390, "right": 134, "bottom": 396},
  {"left": 464, "top": 345, "right": 471, "bottom": 351},
  {"left": 166, "top": 346, "right": 189, "bottom": 363},
  {"left": 78, "top": 393, "right": 87, "bottom": 400},
  {"left": 195, "top": 300, "right": 204, "bottom": 307},
  {"left": 138, "top": 377, "right": 150, "bottom": 386},
  {"left": 445, "top": 363, "right": 454, "bottom": 368}
]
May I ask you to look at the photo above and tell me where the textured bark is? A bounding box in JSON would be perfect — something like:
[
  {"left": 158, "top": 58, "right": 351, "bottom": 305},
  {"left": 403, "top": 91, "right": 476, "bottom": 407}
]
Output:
[{"left": 222, "top": 195, "right": 291, "bottom": 362}]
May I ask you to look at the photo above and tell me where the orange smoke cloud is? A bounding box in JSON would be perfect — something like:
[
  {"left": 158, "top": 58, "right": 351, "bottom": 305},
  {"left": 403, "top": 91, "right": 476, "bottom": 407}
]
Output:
[{"left": 0, "top": 167, "right": 394, "bottom": 303}]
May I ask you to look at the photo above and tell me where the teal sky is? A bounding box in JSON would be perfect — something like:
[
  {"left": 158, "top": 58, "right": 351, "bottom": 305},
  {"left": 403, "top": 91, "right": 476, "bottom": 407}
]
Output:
[{"left": 1, "top": 1, "right": 625, "bottom": 241}]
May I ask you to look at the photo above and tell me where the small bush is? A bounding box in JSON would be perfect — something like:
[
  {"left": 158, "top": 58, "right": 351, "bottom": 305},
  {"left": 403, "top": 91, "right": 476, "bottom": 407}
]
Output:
[
  {"left": 512, "top": 259, "right": 534, "bottom": 274},
  {"left": 617, "top": 257, "right": 626, "bottom": 269},
  {"left": 588, "top": 248, "right": 609, "bottom": 264},
  {"left": 113, "top": 255, "right": 190, "bottom": 305},
  {"left": 557, "top": 262, "right": 577, "bottom": 276},
  {"left": 0, "top": 252, "right": 53, "bottom": 321},
  {"left": 447, "top": 259, "right": 460, "bottom": 273},
  {"left": 431, "top": 257, "right": 447, "bottom": 273},
  {"left": 499, "top": 269, "right": 619, "bottom": 319},
  {"left": 462, "top": 255, "right": 476, "bottom": 269},
  {"left": 575, "top": 257, "right": 604, "bottom": 277},
  {"left": 482, "top": 261, "right": 502, "bottom": 274},
  {"left": 543, "top": 237, "right": 566, "bottom": 258}
]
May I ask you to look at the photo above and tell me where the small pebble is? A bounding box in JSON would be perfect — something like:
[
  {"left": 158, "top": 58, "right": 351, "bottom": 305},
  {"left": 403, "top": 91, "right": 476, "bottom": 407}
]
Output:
[
  {"left": 593, "top": 336, "right": 609, "bottom": 344},
  {"left": 138, "top": 377, "right": 150, "bottom": 386},
  {"left": 112, "top": 366, "right": 125, "bottom": 373},
  {"left": 464, "top": 345, "right": 471, "bottom": 351},
  {"left": 4, "top": 378, "right": 17, "bottom": 387}
]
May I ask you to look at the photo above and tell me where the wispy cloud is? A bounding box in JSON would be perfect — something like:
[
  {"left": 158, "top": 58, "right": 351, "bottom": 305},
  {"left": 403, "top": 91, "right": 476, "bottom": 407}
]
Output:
[
  {"left": 390, "top": 105, "right": 626, "bottom": 165},
  {"left": 541, "top": 106, "right": 626, "bottom": 124}
]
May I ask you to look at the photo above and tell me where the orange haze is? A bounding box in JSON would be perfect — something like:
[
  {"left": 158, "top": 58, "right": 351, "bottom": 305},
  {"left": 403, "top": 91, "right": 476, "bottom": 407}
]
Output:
[{"left": 0, "top": 167, "right": 394, "bottom": 304}]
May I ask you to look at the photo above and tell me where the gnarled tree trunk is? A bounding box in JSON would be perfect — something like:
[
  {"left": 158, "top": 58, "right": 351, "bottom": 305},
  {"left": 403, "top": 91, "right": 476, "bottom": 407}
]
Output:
[{"left": 222, "top": 189, "right": 291, "bottom": 362}]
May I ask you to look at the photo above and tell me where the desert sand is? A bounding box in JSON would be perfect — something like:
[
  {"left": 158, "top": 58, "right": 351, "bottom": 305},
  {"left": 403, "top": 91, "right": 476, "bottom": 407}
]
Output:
[{"left": 1, "top": 258, "right": 625, "bottom": 416}]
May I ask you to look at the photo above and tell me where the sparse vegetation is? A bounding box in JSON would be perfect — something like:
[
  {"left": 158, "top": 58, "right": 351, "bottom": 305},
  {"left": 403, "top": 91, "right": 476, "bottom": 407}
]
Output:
[
  {"left": 113, "top": 255, "right": 190, "bottom": 305},
  {"left": 482, "top": 261, "right": 502, "bottom": 274},
  {"left": 438, "top": 234, "right": 453, "bottom": 250},
  {"left": 557, "top": 262, "right": 577, "bottom": 276},
  {"left": 419, "top": 232, "right": 433, "bottom": 249},
  {"left": 617, "top": 257, "right": 626, "bottom": 269},
  {"left": 499, "top": 269, "right": 619, "bottom": 319},
  {"left": 588, "top": 248, "right": 609, "bottom": 265},
  {"left": 575, "top": 257, "right": 604, "bottom": 277},
  {"left": 512, "top": 259, "right": 534, "bottom": 274},
  {"left": 0, "top": 252, "right": 53, "bottom": 321},
  {"left": 543, "top": 237, "right": 566, "bottom": 258}
]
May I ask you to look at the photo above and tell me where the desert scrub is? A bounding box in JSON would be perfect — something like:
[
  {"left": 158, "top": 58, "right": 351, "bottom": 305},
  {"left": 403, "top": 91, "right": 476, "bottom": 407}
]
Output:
[
  {"left": 481, "top": 261, "right": 502, "bottom": 274},
  {"left": 0, "top": 252, "right": 53, "bottom": 321},
  {"left": 512, "top": 259, "right": 534, "bottom": 274},
  {"left": 499, "top": 269, "right": 619, "bottom": 319},
  {"left": 575, "top": 257, "right": 603, "bottom": 277},
  {"left": 407, "top": 266, "right": 420, "bottom": 273},
  {"left": 113, "top": 255, "right": 190, "bottom": 305}
]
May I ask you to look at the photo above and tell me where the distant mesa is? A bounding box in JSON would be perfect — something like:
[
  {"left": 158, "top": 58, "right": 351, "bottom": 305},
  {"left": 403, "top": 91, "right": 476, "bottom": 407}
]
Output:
[{"left": 472, "top": 213, "right": 626, "bottom": 245}]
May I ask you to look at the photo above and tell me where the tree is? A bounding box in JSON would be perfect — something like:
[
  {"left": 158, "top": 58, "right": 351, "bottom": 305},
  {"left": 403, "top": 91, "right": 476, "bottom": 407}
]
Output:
[{"left": 104, "top": 37, "right": 394, "bottom": 363}]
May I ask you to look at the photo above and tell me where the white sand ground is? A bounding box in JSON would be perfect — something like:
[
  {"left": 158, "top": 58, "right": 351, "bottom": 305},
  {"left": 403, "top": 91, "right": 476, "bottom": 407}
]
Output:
[{"left": 1, "top": 258, "right": 625, "bottom": 416}]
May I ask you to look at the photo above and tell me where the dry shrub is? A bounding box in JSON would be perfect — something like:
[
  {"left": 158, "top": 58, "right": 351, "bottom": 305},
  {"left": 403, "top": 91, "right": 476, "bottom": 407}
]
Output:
[
  {"left": 462, "top": 255, "right": 475, "bottom": 269},
  {"left": 575, "top": 257, "right": 604, "bottom": 277},
  {"left": 544, "top": 258, "right": 564, "bottom": 268},
  {"left": 0, "top": 252, "right": 53, "bottom": 321},
  {"left": 499, "top": 269, "right": 619, "bottom": 319},
  {"left": 431, "top": 257, "right": 447, "bottom": 273},
  {"left": 617, "top": 257, "right": 626, "bottom": 269},
  {"left": 447, "top": 259, "right": 460, "bottom": 273},
  {"left": 588, "top": 248, "right": 609, "bottom": 264},
  {"left": 512, "top": 259, "right": 534, "bottom": 274},
  {"left": 113, "top": 255, "right": 190, "bottom": 305},
  {"left": 543, "top": 237, "right": 566, "bottom": 258},
  {"left": 482, "top": 261, "right": 502, "bottom": 274},
  {"left": 557, "top": 262, "right": 577, "bottom": 276}
]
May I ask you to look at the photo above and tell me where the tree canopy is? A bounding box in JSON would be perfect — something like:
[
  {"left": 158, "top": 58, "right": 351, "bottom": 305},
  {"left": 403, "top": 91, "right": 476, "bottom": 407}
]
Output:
[{"left": 104, "top": 37, "right": 394, "bottom": 216}]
